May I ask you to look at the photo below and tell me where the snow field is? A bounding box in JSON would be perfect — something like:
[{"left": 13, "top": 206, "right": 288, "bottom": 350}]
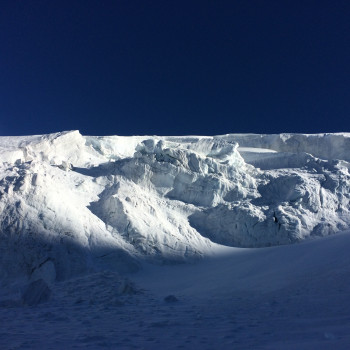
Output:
[{"left": 1, "top": 130, "right": 350, "bottom": 348}]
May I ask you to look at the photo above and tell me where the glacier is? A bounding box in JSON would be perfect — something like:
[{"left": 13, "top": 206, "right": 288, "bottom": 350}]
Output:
[
  {"left": 1, "top": 130, "right": 350, "bottom": 349},
  {"left": 1, "top": 130, "right": 350, "bottom": 283}
]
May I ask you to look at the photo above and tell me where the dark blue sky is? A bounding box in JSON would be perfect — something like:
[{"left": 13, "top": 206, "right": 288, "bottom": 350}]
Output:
[{"left": 1, "top": 1, "right": 350, "bottom": 136}]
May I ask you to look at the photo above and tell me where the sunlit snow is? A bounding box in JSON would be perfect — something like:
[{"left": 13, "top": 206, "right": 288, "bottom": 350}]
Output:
[{"left": 1, "top": 130, "right": 350, "bottom": 349}]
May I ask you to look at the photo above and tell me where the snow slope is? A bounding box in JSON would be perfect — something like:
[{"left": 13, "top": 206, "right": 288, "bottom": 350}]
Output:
[
  {"left": 1, "top": 130, "right": 350, "bottom": 283},
  {"left": 1, "top": 130, "right": 350, "bottom": 349},
  {"left": 1, "top": 232, "right": 350, "bottom": 349}
]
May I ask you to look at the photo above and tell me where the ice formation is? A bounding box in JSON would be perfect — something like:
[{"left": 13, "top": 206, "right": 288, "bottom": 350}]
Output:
[{"left": 1, "top": 130, "right": 350, "bottom": 283}]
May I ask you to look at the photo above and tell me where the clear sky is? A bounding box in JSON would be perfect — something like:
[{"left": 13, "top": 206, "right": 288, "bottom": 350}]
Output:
[{"left": 1, "top": 1, "right": 350, "bottom": 136}]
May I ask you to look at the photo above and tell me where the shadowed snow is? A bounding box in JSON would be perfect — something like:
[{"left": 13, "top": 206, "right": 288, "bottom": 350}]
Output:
[{"left": 1, "top": 131, "right": 350, "bottom": 349}]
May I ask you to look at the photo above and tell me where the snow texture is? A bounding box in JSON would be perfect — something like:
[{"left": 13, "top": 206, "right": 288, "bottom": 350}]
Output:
[
  {"left": 1, "top": 131, "right": 350, "bottom": 280},
  {"left": 1, "top": 130, "right": 350, "bottom": 349}
]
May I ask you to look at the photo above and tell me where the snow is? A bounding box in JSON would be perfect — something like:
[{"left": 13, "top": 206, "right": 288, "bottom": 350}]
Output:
[
  {"left": 1, "top": 130, "right": 350, "bottom": 349},
  {"left": 1, "top": 233, "right": 350, "bottom": 349}
]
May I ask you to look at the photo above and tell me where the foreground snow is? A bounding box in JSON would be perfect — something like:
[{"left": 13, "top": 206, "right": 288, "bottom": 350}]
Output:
[
  {"left": 1, "top": 233, "right": 350, "bottom": 349},
  {"left": 1, "top": 131, "right": 350, "bottom": 349}
]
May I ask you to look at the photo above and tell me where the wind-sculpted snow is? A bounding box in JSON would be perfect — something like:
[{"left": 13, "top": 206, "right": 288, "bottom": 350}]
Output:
[
  {"left": 1, "top": 130, "right": 350, "bottom": 282},
  {"left": 218, "top": 132, "right": 350, "bottom": 162}
]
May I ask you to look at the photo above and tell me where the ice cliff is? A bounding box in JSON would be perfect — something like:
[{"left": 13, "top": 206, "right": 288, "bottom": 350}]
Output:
[{"left": 1, "top": 131, "right": 350, "bottom": 282}]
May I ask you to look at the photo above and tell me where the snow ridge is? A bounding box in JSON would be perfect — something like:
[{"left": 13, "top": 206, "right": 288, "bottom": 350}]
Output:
[{"left": 1, "top": 130, "right": 350, "bottom": 283}]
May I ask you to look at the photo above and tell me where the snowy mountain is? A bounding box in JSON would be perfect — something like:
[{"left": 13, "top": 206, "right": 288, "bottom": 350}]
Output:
[
  {"left": 1, "top": 130, "right": 350, "bottom": 283},
  {"left": 1, "top": 130, "right": 350, "bottom": 349}
]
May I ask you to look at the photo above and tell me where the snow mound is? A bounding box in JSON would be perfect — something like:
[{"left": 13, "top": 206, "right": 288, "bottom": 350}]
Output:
[{"left": 1, "top": 131, "right": 350, "bottom": 282}]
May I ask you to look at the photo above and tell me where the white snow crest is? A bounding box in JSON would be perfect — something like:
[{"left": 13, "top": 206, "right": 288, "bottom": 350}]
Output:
[{"left": 1, "top": 130, "right": 350, "bottom": 282}]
